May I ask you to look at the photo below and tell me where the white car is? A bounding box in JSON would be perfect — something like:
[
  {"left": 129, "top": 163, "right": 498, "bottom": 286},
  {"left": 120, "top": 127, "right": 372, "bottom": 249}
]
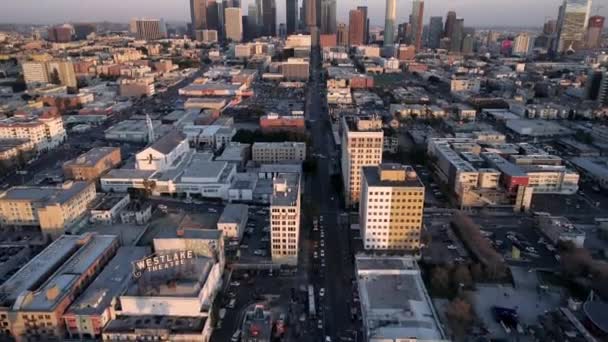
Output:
[{"left": 319, "top": 288, "right": 325, "bottom": 296}]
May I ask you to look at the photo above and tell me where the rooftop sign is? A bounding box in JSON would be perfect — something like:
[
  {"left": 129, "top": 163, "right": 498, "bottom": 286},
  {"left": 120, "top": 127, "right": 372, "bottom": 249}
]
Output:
[{"left": 132, "top": 250, "right": 194, "bottom": 278}]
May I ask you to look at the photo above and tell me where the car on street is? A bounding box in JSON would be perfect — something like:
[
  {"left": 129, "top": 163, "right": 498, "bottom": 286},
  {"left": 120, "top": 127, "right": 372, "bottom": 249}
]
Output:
[
  {"left": 231, "top": 330, "right": 241, "bottom": 342},
  {"left": 230, "top": 281, "right": 240, "bottom": 287},
  {"left": 319, "top": 288, "right": 325, "bottom": 297}
]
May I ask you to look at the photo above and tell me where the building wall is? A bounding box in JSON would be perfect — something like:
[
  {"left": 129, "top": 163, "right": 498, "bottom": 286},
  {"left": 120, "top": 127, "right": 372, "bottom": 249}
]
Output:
[
  {"left": 252, "top": 143, "right": 306, "bottom": 163},
  {"left": 63, "top": 148, "right": 121, "bottom": 181}
]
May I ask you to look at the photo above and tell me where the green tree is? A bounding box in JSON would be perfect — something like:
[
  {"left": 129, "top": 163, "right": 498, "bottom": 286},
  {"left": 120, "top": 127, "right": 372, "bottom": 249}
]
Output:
[{"left": 50, "top": 68, "right": 61, "bottom": 85}]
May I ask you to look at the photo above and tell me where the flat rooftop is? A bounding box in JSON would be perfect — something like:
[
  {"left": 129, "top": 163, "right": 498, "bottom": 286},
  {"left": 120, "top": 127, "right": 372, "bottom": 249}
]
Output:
[
  {"left": 356, "top": 255, "right": 447, "bottom": 341},
  {"left": 104, "top": 315, "right": 207, "bottom": 334},
  {"left": 0, "top": 181, "right": 91, "bottom": 204},
  {"left": 271, "top": 173, "right": 300, "bottom": 207},
  {"left": 362, "top": 164, "right": 424, "bottom": 188},
  {"left": 218, "top": 204, "right": 248, "bottom": 225},
  {"left": 92, "top": 194, "right": 127, "bottom": 211},
  {"left": 63, "top": 147, "right": 119, "bottom": 167},
  {"left": 66, "top": 247, "right": 150, "bottom": 316}
]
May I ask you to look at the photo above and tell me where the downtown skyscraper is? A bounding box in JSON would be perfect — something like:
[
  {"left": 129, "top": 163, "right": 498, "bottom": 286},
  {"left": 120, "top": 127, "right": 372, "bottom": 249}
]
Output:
[
  {"left": 286, "top": 0, "right": 298, "bottom": 34},
  {"left": 409, "top": 0, "right": 424, "bottom": 50},
  {"left": 556, "top": 0, "right": 592, "bottom": 53},
  {"left": 190, "top": 0, "right": 208, "bottom": 38},
  {"left": 444, "top": 10, "right": 457, "bottom": 39},
  {"left": 349, "top": 8, "right": 365, "bottom": 46},
  {"left": 258, "top": 0, "right": 277, "bottom": 36},
  {"left": 384, "top": 0, "right": 397, "bottom": 46},
  {"left": 320, "top": 0, "right": 337, "bottom": 34},
  {"left": 357, "top": 6, "right": 369, "bottom": 44},
  {"left": 428, "top": 16, "right": 443, "bottom": 49}
]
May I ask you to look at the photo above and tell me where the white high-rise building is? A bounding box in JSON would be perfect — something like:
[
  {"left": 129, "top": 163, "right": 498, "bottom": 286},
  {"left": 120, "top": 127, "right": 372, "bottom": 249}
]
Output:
[
  {"left": 225, "top": 7, "right": 243, "bottom": 42},
  {"left": 341, "top": 115, "right": 384, "bottom": 207},
  {"left": 383, "top": 0, "right": 397, "bottom": 47},
  {"left": 270, "top": 173, "right": 301, "bottom": 265},
  {"left": 513, "top": 32, "right": 532, "bottom": 56},
  {"left": 360, "top": 164, "right": 425, "bottom": 250}
]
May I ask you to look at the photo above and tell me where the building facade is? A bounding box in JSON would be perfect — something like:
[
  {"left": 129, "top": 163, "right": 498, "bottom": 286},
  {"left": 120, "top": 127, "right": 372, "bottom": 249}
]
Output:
[
  {"left": 360, "top": 164, "right": 425, "bottom": 250},
  {"left": 252, "top": 142, "right": 306, "bottom": 164},
  {"left": 270, "top": 173, "right": 301, "bottom": 265}
]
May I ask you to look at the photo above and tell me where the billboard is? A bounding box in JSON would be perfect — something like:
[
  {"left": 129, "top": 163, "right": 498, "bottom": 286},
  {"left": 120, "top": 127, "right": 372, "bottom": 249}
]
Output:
[{"left": 132, "top": 250, "right": 195, "bottom": 278}]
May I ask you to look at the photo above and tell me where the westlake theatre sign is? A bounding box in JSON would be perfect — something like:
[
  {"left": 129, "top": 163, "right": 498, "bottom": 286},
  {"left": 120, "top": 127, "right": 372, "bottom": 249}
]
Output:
[{"left": 133, "top": 250, "right": 194, "bottom": 278}]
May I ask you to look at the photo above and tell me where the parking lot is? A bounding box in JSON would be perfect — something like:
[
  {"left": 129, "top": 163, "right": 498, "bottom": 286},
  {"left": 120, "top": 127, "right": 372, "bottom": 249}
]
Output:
[{"left": 226, "top": 206, "right": 272, "bottom": 264}]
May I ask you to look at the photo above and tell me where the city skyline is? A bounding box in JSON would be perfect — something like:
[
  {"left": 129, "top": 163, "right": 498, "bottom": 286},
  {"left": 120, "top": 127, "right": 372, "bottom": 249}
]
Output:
[{"left": 2, "top": 0, "right": 608, "bottom": 28}]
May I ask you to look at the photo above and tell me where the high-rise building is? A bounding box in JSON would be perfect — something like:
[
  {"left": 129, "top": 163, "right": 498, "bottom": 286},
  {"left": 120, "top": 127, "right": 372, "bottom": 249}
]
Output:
[
  {"left": 341, "top": 116, "right": 384, "bottom": 207},
  {"left": 279, "top": 23, "right": 287, "bottom": 37},
  {"left": 286, "top": 0, "right": 298, "bottom": 34},
  {"left": 248, "top": 3, "right": 259, "bottom": 38},
  {"left": 305, "top": 0, "right": 318, "bottom": 28},
  {"left": 384, "top": 0, "right": 397, "bottom": 46},
  {"left": 513, "top": 32, "right": 532, "bottom": 56},
  {"left": 21, "top": 61, "right": 49, "bottom": 84},
  {"left": 261, "top": 0, "right": 277, "bottom": 36},
  {"left": 585, "top": 68, "right": 605, "bottom": 100},
  {"left": 397, "top": 23, "right": 409, "bottom": 44},
  {"left": 270, "top": 173, "right": 301, "bottom": 265},
  {"left": 320, "top": 0, "right": 337, "bottom": 34},
  {"left": 359, "top": 164, "right": 425, "bottom": 250},
  {"left": 72, "top": 23, "right": 96, "bottom": 40},
  {"left": 337, "top": 23, "right": 348, "bottom": 46},
  {"left": 409, "top": 0, "right": 424, "bottom": 50},
  {"left": 47, "top": 60, "right": 77, "bottom": 88},
  {"left": 207, "top": 1, "right": 221, "bottom": 31},
  {"left": 586, "top": 15, "right": 605, "bottom": 49},
  {"left": 556, "top": 0, "right": 592, "bottom": 53},
  {"left": 444, "top": 10, "right": 457, "bottom": 38},
  {"left": 225, "top": 7, "right": 243, "bottom": 41},
  {"left": 461, "top": 34, "right": 474, "bottom": 55},
  {"left": 348, "top": 9, "right": 365, "bottom": 46},
  {"left": 133, "top": 18, "right": 166, "bottom": 41},
  {"left": 190, "top": 0, "right": 208, "bottom": 36},
  {"left": 544, "top": 19, "right": 559, "bottom": 34},
  {"left": 357, "top": 6, "right": 369, "bottom": 44},
  {"left": 47, "top": 24, "right": 73, "bottom": 43},
  {"left": 450, "top": 18, "right": 464, "bottom": 52},
  {"left": 428, "top": 16, "right": 443, "bottom": 49},
  {"left": 599, "top": 68, "right": 608, "bottom": 106}
]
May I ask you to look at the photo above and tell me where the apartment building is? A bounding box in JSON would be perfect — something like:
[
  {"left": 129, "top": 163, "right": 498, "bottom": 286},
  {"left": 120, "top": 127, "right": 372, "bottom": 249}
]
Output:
[
  {"left": 270, "top": 173, "right": 301, "bottom": 266},
  {"left": 0, "top": 181, "right": 97, "bottom": 239},
  {"left": 63, "top": 147, "right": 121, "bottom": 181},
  {"left": 252, "top": 142, "right": 306, "bottom": 164},
  {"left": 0, "top": 114, "right": 67, "bottom": 152},
  {"left": 360, "top": 164, "right": 425, "bottom": 250},
  {"left": 0, "top": 234, "right": 119, "bottom": 342},
  {"left": 21, "top": 61, "right": 49, "bottom": 84},
  {"left": 341, "top": 116, "right": 384, "bottom": 207},
  {"left": 118, "top": 77, "right": 155, "bottom": 97}
]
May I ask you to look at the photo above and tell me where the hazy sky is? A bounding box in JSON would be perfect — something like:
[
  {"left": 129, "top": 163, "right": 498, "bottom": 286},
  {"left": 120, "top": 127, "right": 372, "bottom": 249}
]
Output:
[{"left": 1, "top": 0, "right": 607, "bottom": 28}]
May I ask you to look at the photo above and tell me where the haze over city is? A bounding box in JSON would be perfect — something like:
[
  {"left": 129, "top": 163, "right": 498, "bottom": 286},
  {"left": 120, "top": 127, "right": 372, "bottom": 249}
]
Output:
[{"left": 2, "top": 0, "right": 607, "bottom": 27}]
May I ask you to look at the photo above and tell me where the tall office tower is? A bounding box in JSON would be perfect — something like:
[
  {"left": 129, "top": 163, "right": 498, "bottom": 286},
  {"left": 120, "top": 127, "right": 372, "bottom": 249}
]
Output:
[
  {"left": 444, "top": 10, "right": 456, "bottom": 38},
  {"left": 286, "top": 0, "right": 298, "bottom": 34},
  {"left": 348, "top": 9, "right": 365, "bottom": 46},
  {"left": 544, "top": 19, "right": 558, "bottom": 34},
  {"left": 397, "top": 23, "right": 409, "bottom": 44},
  {"left": 320, "top": 0, "right": 337, "bottom": 34},
  {"left": 341, "top": 116, "right": 384, "bottom": 207},
  {"left": 134, "top": 19, "right": 166, "bottom": 40},
  {"left": 599, "top": 68, "right": 608, "bottom": 106},
  {"left": 556, "top": 0, "right": 592, "bottom": 53},
  {"left": 450, "top": 18, "right": 464, "bottom": 52},
  {"left": 299, "top": 4, "right": 306, "bottom": 30},
  {"left": 190, "top": 0, "right": 207, "bottom": 37},
  {"left": 384, "top": 0, "right": 397, "bottom": 46},
  {"left": 428, "top": 16, "right": 443, "bottom": 49},
  {"left": 585, "top": 68, "right": 605, "bottom": 100},
  {"left": 586, "top": 16, "right": 605, "bottom": 49},
  {"left": 248, "top": 3, "right": 259, "bottom": 38},
  {"left": 513, "top": 32, "right": 532, "bottom": 56},
  {"left": 337, "top": 23, "right": 348, "bottom": 46},
  {"left": 72, "top": 23, "right": 96, "bottom": 40},
  {"left": 461, "top": 34, "right": 474, "bottom": 55},
  {"left": 305, "top": 0, "right": 318, "bottom": 28},
  {"left": 357, "top": 6, "right": 369, "bottom": 44},
  {"left": 279, "top": 23, "right": 287, "bottom": 37},
  {"left": 206, "top": 1, "right": 221, "bottom": 31},
  {"left": 270, "top": 173, "right": 301, "bottom": 265},
  {"left": 47, "top": 24, "right": 73, "bottom": 43},
  {"left": 360, "top": 164, "right": 425, "bottom": 250},
  {"left": 261, "top": 0, "right": 277, "bottom": 36},
  {"left": 409, "top": 0, "right": 424, "bottom": 50},
  {"left": 225, "top": 7, "right": 243, "bottom": 41}
]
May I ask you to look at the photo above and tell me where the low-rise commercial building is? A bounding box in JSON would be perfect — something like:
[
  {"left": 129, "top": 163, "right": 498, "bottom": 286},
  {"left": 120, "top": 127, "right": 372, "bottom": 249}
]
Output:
[
  {"left": 217, "top": 204, "right": 248, "bottom": 241},
  {"left": 63, "top": 147, "right": 121, "bottom": 181},
  {"left": 0, "top": 233, "right": 120, "bottom": 342},
  {"left": 118, "top": 77, "right": 155, "bottom": 97},
  {"left": 0, "top": 181, "right": 97, "bottom": 239},
  {"left": 252, "top": 142, "right": 306, "bottom": 164},
  {"left": 355, "top": 255, "right": 447, "bottom": 342}
]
